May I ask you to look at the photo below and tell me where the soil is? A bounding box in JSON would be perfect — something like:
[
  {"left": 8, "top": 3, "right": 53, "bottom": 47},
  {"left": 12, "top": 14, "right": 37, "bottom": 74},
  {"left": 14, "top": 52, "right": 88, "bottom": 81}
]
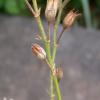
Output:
[{"left": 0, "top": 15, "right": 100, "bottom": 100}]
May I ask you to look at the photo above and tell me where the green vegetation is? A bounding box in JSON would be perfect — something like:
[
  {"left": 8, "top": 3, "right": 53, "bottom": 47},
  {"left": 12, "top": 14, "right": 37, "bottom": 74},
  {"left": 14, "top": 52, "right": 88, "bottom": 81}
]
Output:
[
  {"left": 0, "top": 0, "right": 100, "bottom": 28},
  {"left": 0, "top": 0, "right": 26, "bottom": 15}
]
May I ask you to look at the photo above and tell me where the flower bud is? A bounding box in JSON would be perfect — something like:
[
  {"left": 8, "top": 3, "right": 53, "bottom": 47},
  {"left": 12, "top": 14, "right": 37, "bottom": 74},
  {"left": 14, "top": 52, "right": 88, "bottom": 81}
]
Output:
[
  {"left": 63, "top": 10, "right": 81, "bottom": 28},
  {"left": 31, "top": 43, "right": 46, "bottom": 60},
  {"left": 53, "top": 67, "right": 63, "bottom": 81},
  {"left": 45, "top": 0, "right": 59, "bottom": 23}
]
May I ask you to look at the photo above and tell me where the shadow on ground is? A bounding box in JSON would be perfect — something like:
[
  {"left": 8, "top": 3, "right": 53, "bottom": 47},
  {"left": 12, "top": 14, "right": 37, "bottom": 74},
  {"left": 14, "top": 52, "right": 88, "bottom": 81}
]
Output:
[{"left": 0, "top": 15, "right": 100, "bottom": 100}]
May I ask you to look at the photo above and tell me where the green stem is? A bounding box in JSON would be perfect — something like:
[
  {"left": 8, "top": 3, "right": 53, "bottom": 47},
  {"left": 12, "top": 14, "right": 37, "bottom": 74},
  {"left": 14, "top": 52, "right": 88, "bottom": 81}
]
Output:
[
  {"left": 52, "top": 0, "right": 70, "bottom": 61},
  {"left": 50, "top": 73, "right": 54, "bottom": 100},
  {"left": 32, "top": 0, "right": 38, "bottom": 11},
  {"left": 32, "top": 0, "right": 46, "bottom": 40},
  {"left": 62, "top": 0, "right": 70, "bottom": 9},
  {"left": 32, "top": 0, "right": 51, "bottom": 63},
  {"left": 32, "top": 0, "right": 62, "bottom": 100},
  {"left": 53, "top": 76, "right": 62, "bottom": 100},
  {"left": 52, "top": 0, "right": 63, "bottom": 62}
]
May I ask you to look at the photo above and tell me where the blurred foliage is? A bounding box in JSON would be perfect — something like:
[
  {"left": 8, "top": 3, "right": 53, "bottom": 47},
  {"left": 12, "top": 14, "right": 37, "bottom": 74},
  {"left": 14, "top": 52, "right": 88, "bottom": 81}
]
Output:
[
  {"left": 0, "top": 0, "right": 26, "bottom": 15},
  {"left": 0, "top": 0, "right": 100, "bottom": 29}
]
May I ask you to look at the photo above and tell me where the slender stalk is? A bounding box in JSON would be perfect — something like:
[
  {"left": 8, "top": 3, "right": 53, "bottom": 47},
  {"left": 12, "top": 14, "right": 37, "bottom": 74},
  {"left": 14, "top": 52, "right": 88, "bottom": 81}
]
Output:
[
  {"left": 50, "top": 73, "right": 55, "bottom": 100},
  {"left": 62, "top": 0, "right": 70, "bottom": 9},
  {"left": 57, "top": 28, "right": 65, "bottom": 44},
  {"left": 48, "top": 23, "right": 51, "bottom": 41},
  {"left": 32, "top": 0, "right": 46, "bottom": 40},
  {"left": 52, "top": 0, "right": 63, "bottom": 62},
  {"left": 32, "top": 0, "right": 38, "bottom": 11},
  {"left": 52, "top": 0, "right": 70, "bottom": 62},
  {"left": 25, "top": 0, "right": 35, "bottom": 16},
  {"left": 32, "top": 0, "right": 62, "bottom": 100},
  {"left": 32, "top": 0, "right": 51, "bottom": 63},
  {"left": 45, "top": 59, "right": 61, "bottom": 100},
  {"left": 53, "top": 76, "right": 62, "bottom": 100}
]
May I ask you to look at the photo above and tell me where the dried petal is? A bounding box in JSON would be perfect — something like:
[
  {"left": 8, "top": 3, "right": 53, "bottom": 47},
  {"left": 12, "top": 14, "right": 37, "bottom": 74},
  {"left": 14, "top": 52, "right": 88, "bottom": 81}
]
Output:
[{"left": 31, "top": 43, "right": 46, "bottom": 59}]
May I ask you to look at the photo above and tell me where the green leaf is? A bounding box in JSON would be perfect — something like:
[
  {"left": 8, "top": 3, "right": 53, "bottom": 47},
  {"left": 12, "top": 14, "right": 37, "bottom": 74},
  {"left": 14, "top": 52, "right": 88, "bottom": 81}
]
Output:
[{"left": 5, "top": 0, "right": 20, "bottom": 14}]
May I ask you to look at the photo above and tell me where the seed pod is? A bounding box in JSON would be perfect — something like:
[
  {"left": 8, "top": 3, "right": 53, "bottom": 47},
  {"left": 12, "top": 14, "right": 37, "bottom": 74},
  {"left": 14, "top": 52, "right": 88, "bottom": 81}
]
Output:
[
  {"left": 53, "top": 67, "right": 63, "bottom": 81},
  {"left": 45, "top": 0, "right": 59, "bottom": 23},
  {"left": 63, "top": 10, "right": 81, "bottom": 29},
  {"left": 31, "top": 43, "right": 46, "bottom": 60}
]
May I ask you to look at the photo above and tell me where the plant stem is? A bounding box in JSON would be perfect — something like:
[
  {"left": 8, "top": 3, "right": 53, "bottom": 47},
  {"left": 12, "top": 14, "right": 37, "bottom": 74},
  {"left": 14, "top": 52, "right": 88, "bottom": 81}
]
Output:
[
  {"left": 57, "top": 28, "right": 65, "bottom": 44},
  {"left": 32, "top": 0, "right": 62, "bottom": 100},
  {"left": 53, "top": 76, "right": 62, "bottom": 100},
  {"left": 25, "top": 0, "right": 35, "bottom": 16},
  {"left": 50, "top": 73, "right": 54, "bottom": 100},
  {"left": 32, "top": 0, "right": 46, "bottom": 40},
  {"left": 48, "top": 23, "right": 51, "bottom": 41},
  {"left": 45, "top": 59, "right": 61, "bottom": 100},
  {"left": 52, "top": 0, "right": 63, "bottom": 62},
  {"left": 62, "top": 0, "right": 70, "bottom": 9},
  {"left": 52, "top": 0, "right": 70, "bottom": 62}
]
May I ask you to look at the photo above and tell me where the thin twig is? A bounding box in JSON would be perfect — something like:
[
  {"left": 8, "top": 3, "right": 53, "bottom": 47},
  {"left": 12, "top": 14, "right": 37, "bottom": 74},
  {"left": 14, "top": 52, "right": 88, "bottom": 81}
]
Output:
[
  {"left": 25, "top": 0, "right": 35, "bottom": 16},
  {"left": 62, "top": 0, "right": 71, "bottom": 9},
  {"left": 52, "top": 0, "right": 71, "bottom": 61},
  {"left": 45, "top": 59, "right": 53, "bottom": 71},
  {"left": 50, "top": 73, "right": 55, "bottom": 100},
  {"left": 48, "top": 23, "right": 51, "bottom": 41},
  {"left": 57, "top": 28, "right": 65, "bottom": 44},
  {"left": 52, "top": 0, "right": 63, "bottom": 61}
]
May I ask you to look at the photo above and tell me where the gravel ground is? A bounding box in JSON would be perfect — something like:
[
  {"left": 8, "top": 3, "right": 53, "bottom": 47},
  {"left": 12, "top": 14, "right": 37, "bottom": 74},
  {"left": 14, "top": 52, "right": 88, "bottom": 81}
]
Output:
[{"left": 0, "top": 15, "right": 100, "bottom": 100}]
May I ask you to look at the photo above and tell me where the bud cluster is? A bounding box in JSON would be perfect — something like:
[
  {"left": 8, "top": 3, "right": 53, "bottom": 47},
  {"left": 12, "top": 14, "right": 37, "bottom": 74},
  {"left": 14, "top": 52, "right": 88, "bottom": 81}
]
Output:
[{"left": 25, "top": 0, "right": 81, "bottom": 90}]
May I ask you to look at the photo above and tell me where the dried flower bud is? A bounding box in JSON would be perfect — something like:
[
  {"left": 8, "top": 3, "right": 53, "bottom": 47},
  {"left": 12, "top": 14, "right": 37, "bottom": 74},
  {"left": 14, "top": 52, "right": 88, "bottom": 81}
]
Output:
[
  {"left": 53, "top": 67, "right": 63, "bottom": 81},
  {"left": 31, "top": 43, "right": 46, "bottom": 60},
  {"left": 63, "top": 10, "right": 81, "bottom": 28},
  {"left": 45, "top": 0, "right": 59, "bottom": 23}
]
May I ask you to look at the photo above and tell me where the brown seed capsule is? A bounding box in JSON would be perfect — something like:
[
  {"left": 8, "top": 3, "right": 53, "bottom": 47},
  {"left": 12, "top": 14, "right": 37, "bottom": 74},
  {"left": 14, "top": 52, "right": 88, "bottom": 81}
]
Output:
[
  {"left": 45, "top": 0, "right": 59, "bottom": 23},
  {"left": 63, "top": 9, "right": 81, "bottom": 29},
  {"left": 53, "top": 67, "right": 63, "bottom": 81},
  {"left": 31, "top": 43, "right": 46, "bottom": 60}
]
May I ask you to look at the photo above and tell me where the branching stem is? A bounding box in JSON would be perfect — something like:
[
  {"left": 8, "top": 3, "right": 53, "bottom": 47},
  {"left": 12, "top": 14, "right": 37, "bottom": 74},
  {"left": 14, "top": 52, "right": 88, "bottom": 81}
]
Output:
[
  {"left": 25, "top": 0, "right": 71, "bottom": 100},
  {"left": 31, "top": 0, "right": 62, "bottom": 100}
]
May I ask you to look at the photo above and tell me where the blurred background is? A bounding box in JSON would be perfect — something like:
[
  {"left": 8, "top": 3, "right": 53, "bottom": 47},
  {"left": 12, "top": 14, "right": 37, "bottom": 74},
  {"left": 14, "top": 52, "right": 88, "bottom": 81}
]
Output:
[
  {"left": 0, "top": 0, "right": 100, "bottom": 100},
  {"left": 0, "top": 0, "right": 100, "bottom": 28}
]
